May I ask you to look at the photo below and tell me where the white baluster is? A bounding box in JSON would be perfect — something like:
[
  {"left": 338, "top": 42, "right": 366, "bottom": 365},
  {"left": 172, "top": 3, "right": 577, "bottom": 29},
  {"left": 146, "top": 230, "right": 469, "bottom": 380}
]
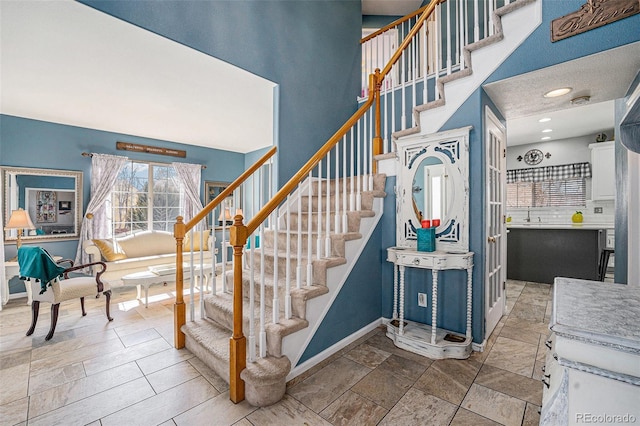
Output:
[
  {"left": 316, "top": 161, "right": 323, "bottom": 260},
  {"left": 356, "top": 118, "right": 362, "bottom": 211},
  {"left": 474, "top": 0, "right": 480, "bottom": 42},
  {"left": 350, "top": 123, "right": 356, "bottom": 212},
  {"left": 435, "top": 3, "right": 441, "bottom": 95},
  {"left": 188, "top": 228, "right": 195, "bottom": 322},
  {"left": 411, "top": 36, "right": 417, "bottom": 127},
  {"left": 272, "top": 208, "right": 279, "bottom": 325},
  {"left": 488, "top": 0, "right": 495, "bottom": 36},
  {"left": 459, "top": 0, "right": 465, "bottom": 69},
  {"left": 306, "top": 171, "right": 313, "bottom": 286},
  {"left": 446, "top": 0, "right": 452, "bottom": 75},
  {"left": 334, "top": 140, "right": 340, "bottom": 236},
  {"left": 422, "top": 23, "right": 428, "bottom": 103},
  {"left": 285, "top": 195, "right": 291, "bottom": 320},
  {"left": 296, "top": 185, "right": 302, "bottom": 290},
  {"left": 342, "top": 134, "right": 348, "bottom": 234},
  {"left": 325, "top": 150, "right": 331, "bottom": 257},
  {"left": 249, "top": 229, "right": 255, "bottom": 361},
  {"left": 259, "top": 163, "right": 266, "bottom": 358}
]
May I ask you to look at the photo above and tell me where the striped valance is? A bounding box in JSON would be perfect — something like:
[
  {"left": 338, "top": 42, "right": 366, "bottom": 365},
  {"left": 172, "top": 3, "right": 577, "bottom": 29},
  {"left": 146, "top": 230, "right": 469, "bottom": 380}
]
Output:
[{"left": 506, "top": 162, "right": 591, "bottom": 184}]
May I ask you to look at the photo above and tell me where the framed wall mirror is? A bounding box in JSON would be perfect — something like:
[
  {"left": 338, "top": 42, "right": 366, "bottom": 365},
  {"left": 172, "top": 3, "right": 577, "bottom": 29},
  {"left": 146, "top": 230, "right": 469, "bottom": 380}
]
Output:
[
  {"left": 396, "top": 126, "right": 471, "bottom": 252},
  {"left": 2, "top": 166, "right": 83, "bottom": 243}
]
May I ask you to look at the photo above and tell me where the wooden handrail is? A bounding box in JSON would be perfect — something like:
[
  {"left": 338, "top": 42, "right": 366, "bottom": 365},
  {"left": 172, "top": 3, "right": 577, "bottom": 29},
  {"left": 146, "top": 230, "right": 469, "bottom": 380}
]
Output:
[
  {"left": 246, "top": 75, "right": 377, "bottom": 236},
  {"left": 380, "top": 0, "right": 442, "bottom": 78},
  {"left": 184, "top": 146, "right": 277, "bottom": 233},
  {"left": 361, "top": 4, "right": 430, "bottom": 43}
]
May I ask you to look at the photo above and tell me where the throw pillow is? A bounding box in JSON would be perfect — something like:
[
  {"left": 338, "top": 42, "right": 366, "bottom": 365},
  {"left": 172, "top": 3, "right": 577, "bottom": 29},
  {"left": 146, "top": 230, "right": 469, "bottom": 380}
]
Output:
[
  {"left": 92, "top": 239, "right": 127, "bottom": 261},
  {"left": 183, "top": 231, "right": 210, "bottom": 251}
]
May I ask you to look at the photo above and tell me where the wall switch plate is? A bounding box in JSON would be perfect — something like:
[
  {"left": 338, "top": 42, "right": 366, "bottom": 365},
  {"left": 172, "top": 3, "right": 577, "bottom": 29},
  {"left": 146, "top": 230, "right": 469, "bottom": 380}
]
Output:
[
  {"left": 418, "top": 293, "right": 427, "bottom": 307},
  {"left": 594, "top": 207, "right": 603, "bottom": 214}
]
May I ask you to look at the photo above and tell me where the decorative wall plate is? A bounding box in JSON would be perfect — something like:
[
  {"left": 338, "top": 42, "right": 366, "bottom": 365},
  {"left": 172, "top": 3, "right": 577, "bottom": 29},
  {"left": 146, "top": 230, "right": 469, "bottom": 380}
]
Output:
[{"left": 524, "top": 148, "right": 543, "bottom": 165}]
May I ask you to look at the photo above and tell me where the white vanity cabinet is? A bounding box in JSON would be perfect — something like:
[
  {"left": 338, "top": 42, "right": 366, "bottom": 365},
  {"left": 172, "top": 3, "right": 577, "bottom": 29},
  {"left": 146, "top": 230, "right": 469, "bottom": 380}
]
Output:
[
  {"left": 589, "top": 141, "right": 615, "bottom": 201},
  {"left": 540, "top": 278, "right": 640, "bottom": 425}
]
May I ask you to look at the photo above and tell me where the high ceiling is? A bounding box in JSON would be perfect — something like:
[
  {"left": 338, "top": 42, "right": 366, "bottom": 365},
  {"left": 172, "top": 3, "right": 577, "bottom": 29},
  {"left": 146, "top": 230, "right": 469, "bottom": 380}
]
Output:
[{"left": 0, "top": 0, "right": 276, "bottom": 154}]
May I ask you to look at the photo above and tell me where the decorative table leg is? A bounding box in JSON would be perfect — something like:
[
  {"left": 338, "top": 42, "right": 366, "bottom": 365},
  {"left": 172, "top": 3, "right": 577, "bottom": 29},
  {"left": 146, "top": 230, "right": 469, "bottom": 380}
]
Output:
[
  {"left": 399, "top": 265, "right": 405, "bottom": 336},
  {"left": 466, "top": 267, "right": 473, "bottom": 339},
  {"left": 431, "top": 269, "right": 438, "bottom": 345},
  {"left": 392, "top": 264, "right": 398, "bottom": 321}
]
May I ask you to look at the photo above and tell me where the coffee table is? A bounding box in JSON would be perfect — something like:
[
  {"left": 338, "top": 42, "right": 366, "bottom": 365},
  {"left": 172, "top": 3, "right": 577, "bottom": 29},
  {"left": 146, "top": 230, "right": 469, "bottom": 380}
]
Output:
[{"left": 121, "top": 263, "right": 213, "bottom": 308}]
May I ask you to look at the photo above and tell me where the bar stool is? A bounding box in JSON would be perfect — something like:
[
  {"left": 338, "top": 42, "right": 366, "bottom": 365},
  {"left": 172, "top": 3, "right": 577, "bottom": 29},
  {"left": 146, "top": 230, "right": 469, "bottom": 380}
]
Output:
[{"left": 598, "top": 248, "right": 614, "bottom": 281}]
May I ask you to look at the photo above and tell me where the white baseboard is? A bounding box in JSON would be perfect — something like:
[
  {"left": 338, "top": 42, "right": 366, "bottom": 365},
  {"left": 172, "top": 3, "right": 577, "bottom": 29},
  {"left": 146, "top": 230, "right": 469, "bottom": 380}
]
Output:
[
  {"left": 8, "top": 291, "right": 27, "bottom": 300},
  {"left": 286, "top": 317, "right": 382, "bottom": 382},
  {"left": 472, "top": 340, "right": 486, "bottom": 352}
]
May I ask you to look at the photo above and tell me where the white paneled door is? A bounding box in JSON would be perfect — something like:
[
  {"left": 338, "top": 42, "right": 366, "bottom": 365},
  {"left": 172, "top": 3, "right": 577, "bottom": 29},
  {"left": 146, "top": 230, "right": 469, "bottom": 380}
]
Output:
[{"left": 484, "top": 107, "right": 506, "bottom": 340}]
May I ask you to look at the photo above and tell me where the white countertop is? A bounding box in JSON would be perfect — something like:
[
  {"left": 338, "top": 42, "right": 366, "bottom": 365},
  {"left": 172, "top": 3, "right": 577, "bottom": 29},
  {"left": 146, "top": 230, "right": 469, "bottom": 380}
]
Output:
[
  {"left": 552, "top": 277, "right": 640, "bottom": 352},
  {"left": 507, "top": 223, "right": 613, "bottom": 230}
]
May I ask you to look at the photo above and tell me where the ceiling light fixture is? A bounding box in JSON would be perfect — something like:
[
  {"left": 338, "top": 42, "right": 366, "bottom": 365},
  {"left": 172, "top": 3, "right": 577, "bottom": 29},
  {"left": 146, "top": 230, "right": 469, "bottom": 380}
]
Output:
[
  {"left": 570, "top": 95, "right": 591, "bottom": 105},
  {"left": 541, "top": 136, "right": 551, "bottom": 140},
  {"left": 538, "top": 117, "right": 551, "bottom": 123},
  {"left": 544, "top": 87, "right": 572, "bottom": 98},
  {"left": 542, "top": 129, "right": 553, "bottom": 133}
]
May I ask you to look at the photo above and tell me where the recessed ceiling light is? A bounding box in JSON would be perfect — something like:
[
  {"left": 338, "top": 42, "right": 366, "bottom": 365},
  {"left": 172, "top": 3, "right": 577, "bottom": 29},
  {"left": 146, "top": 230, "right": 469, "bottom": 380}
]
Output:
[
  {"left": 542, "top": 129, "right": 553, "bottom": 133},
  {"left": 541, "top": 136, "right": 551, "bottom": 140},
  {"left": 544, "top": 87, "right": 572, "bottom": 98},
  {"left": 538, "top": 117, "right": 551, "bottom": 123}
]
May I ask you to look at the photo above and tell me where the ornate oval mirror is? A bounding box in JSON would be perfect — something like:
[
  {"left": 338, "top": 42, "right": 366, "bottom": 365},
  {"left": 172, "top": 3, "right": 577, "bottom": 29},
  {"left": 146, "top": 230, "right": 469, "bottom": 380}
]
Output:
[
  {"left": 396, "top": 126, "right": 470, "bottom": 252},
  {"left": 2, "top": 166, "right": 83, "bottom": 243}
]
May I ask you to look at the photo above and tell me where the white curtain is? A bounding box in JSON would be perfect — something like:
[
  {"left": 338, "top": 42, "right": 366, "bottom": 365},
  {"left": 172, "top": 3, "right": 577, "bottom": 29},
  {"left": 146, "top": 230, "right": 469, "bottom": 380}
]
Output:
[
  {"left": 172, "top": 162, "right": 204, "bottom": 229},
  {"left": 0, "top": 195, "right": 6, "bottom": 309},
  {"left": 75, "top": 153, "right": 128, "bottom": 265}
]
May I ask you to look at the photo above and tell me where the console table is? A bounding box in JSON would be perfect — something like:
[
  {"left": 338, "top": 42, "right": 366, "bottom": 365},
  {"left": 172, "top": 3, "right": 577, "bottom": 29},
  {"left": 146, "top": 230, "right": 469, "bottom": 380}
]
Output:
[{"left": 386, "top": 247, "right": 473, "bottom": 359}]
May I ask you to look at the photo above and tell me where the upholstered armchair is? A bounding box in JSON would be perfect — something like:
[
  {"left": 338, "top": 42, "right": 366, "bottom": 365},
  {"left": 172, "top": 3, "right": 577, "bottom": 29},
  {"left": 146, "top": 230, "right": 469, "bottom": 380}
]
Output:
[{"left": 17, "top": 246, "right": 113, "bottom": 341}]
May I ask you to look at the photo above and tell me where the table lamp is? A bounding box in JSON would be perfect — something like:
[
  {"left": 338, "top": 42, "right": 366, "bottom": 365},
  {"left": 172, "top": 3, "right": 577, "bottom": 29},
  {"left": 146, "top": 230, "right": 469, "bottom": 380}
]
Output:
[{"left": 5, "top": 208, "right": 36, "bottom": 250}]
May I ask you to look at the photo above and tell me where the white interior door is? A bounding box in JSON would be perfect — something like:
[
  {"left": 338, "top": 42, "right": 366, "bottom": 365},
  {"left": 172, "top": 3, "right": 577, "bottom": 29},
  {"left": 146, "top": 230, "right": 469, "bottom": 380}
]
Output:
[{"left": 485, "top": 107, "right": 507, "bottom": 340}]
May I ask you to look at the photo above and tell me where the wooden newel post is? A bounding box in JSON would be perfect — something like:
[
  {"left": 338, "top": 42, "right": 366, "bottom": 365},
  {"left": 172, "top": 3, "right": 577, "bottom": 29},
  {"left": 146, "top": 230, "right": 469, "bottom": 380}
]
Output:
[
  {"left": 229, "top": 214, "right": 248, "bottom": 403},
  {"left": 372, "top": 69, "right": 384, "bottom": 173},
  {"left": 173, "top": 216, "right": 186, "bottom": 349}
]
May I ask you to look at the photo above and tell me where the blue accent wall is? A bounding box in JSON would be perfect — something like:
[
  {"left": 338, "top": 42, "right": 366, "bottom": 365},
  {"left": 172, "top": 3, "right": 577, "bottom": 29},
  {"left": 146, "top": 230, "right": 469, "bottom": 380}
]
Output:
[
  {"left": 299, "top": 222, "right": 383, "bottom": 365},
  {"left": 1, "top": 114, "right": 244, "bottom": 264},
  {"left": 79, "top": 0, "right": 362, "bottom": 188},
  {"left": 485, "top": 0, "right": 640, "bottom": 86}
]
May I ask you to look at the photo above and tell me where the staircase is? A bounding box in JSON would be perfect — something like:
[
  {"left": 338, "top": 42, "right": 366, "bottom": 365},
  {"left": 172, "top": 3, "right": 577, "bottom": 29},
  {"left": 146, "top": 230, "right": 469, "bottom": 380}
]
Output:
[
  {"left": 172, "top": 0, "right": 540, "bottom": 408},
  {"left": 182, "top": 174, "right": 386, "bottom": 406}
]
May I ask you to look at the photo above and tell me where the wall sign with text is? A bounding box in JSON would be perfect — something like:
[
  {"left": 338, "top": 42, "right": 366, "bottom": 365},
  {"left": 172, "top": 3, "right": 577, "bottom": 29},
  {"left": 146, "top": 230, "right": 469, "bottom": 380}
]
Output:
[{"left": 551, "top": 0, "right": 639, "bottom": 42}]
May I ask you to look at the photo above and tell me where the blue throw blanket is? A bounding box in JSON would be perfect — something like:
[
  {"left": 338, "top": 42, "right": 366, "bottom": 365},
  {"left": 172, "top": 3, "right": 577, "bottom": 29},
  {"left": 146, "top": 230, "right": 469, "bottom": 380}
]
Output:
[{"left": 17, "top": 246, "right": 66, "bottom": 294}]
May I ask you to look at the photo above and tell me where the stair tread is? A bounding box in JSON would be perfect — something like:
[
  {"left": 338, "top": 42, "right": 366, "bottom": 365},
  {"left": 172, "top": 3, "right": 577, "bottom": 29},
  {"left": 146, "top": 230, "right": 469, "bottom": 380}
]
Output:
[
  {"left": 182, "top": 318, "right": 290, "bottom": 381},
  {"left": 205, "top": 292, "right": 310, "bottom": 335}
]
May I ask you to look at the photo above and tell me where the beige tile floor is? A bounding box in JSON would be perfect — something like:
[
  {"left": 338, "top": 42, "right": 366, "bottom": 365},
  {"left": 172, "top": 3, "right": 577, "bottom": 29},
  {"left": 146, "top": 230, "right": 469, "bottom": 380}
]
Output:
[{"left": 0, "top": 279, "right": 551, "bottom": 425}]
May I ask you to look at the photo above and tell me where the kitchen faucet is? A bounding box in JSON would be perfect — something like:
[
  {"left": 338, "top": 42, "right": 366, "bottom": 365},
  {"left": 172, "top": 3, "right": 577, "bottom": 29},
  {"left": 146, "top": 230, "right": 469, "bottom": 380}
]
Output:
[{"left": 525, "top": 207, "right": 531, "bottom": 222}]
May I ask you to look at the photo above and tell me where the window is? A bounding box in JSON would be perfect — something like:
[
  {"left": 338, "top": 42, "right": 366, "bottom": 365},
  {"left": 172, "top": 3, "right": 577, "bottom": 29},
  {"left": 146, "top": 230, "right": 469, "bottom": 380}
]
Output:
[
  {"left": 507, "top": 178, "right": 586, "bottom": 208},
  {"left": 110, "top": 161, "right": 182, "bottom": 237}
]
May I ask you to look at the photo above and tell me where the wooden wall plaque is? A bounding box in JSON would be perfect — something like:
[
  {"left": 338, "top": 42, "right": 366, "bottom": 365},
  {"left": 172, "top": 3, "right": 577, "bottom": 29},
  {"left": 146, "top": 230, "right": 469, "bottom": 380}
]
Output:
[
  {"left": 116, "top": 141, "right": 186, "bottom": 158},
  {"left": 551, "top": 0, "right": 640, "bottom": 42}
]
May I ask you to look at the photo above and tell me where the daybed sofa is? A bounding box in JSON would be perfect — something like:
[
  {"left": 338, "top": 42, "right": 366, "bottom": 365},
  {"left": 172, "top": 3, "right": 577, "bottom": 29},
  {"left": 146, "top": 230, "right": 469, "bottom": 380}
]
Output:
[{"left": 83, "top": 230, "right": 214, "bottom": 283}]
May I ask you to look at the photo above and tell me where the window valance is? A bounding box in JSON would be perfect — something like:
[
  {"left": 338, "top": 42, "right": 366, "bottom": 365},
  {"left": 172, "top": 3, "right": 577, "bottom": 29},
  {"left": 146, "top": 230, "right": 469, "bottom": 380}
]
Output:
[{"left": 506, "top": 162, "right": 591, "bottom": 184}]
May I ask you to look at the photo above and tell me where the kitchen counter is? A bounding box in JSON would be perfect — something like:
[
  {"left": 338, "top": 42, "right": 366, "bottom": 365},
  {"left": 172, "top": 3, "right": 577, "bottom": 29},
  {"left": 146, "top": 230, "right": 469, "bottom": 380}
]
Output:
[
  {"left": 507, "top": 222, "right": 613, "bottom": 230},
  {"left": 507, "top": 227, "right": 606, "bottom": 283}
]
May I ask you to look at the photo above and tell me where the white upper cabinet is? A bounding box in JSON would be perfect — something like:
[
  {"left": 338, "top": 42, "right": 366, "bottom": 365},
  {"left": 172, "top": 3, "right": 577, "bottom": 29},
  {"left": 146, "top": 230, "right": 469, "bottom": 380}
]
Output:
[{"left": 589, "top": 141, "right": 615, "bottom": 201}]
